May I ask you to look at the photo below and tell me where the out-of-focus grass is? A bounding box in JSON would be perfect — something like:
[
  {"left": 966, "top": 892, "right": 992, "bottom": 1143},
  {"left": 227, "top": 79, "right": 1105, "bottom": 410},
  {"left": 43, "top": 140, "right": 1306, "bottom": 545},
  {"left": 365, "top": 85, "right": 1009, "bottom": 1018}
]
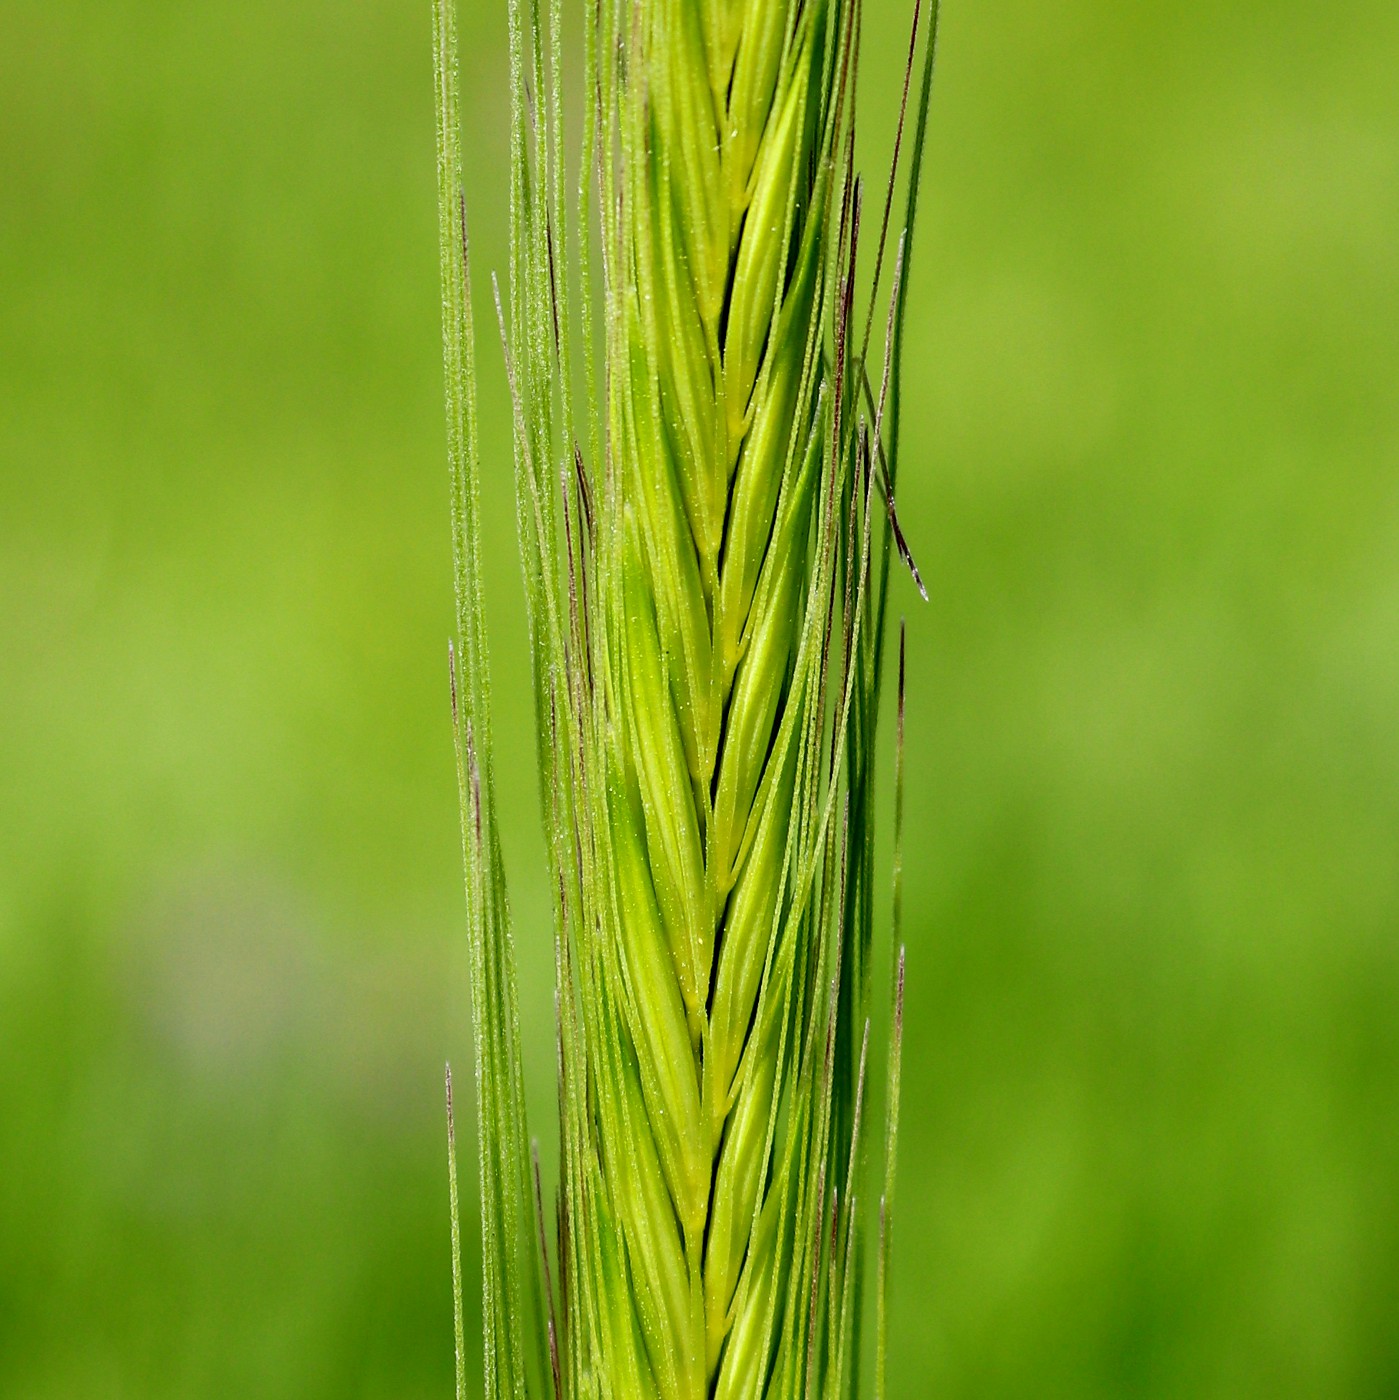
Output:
[{"left": 2, "top": 1, "right": 1396, "bottom": 1396}]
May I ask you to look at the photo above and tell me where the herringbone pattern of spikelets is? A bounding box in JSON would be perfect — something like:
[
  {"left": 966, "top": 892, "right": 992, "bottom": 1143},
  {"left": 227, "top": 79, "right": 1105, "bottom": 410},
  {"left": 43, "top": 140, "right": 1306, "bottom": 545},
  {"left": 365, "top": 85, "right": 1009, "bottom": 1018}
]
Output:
[
  {"left": 599, "top": 2, "right": 838, "bottom": 1396},
  {"left": 434, "top": 0, "right": 939, "bottom": 1392}
]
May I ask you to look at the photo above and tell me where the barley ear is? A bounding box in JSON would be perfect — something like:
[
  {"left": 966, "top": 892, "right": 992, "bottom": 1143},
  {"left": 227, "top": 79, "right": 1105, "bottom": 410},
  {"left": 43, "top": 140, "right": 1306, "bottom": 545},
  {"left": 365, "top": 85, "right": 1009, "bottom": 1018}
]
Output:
[{"left": 435, "top": 0, "right": 941, "bottom": 1394}]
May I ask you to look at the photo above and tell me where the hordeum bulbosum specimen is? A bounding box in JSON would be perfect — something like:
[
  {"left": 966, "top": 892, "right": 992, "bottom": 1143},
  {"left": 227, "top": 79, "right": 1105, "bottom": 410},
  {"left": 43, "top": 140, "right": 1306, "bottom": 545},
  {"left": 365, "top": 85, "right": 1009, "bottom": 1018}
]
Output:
[{"left": 433, "top": 0, "right": 938, "bottom": 1394}]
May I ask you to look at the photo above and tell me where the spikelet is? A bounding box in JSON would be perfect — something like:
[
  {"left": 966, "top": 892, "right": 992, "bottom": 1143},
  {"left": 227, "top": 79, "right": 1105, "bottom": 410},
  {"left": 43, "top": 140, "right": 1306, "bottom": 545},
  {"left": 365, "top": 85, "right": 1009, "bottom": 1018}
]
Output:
[{"left": 433, "top": 0, "right": 940, "bottom": 1394}]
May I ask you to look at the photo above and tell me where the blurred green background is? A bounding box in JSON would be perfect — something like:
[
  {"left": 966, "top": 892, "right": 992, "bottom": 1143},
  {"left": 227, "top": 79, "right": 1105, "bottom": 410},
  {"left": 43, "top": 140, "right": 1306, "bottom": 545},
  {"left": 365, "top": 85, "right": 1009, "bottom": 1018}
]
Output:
[{"left": 3, "top": 0, "right": 1397, "bottom": 1395}]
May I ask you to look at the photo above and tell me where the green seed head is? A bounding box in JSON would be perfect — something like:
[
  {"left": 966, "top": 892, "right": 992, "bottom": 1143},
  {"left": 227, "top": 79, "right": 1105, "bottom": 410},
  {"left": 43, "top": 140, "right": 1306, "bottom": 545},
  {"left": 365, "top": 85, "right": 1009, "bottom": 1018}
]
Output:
[{"left": 434, "top": 0, "right": 940, "bottom": 1393}]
